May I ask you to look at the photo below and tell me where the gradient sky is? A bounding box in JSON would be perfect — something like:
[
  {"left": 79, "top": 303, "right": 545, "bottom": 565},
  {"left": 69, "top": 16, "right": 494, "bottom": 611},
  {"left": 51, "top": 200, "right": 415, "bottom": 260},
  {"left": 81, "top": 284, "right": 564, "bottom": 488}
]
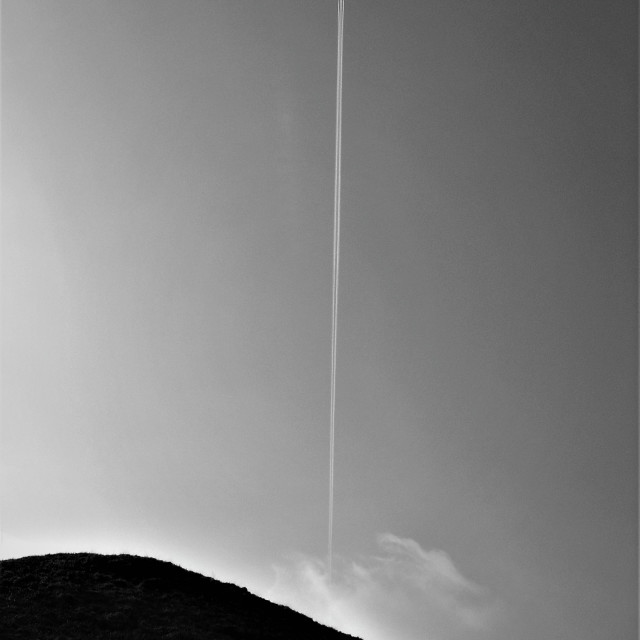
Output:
[{"left": 2, "top": 2, "right": 637, "bottom": 639}]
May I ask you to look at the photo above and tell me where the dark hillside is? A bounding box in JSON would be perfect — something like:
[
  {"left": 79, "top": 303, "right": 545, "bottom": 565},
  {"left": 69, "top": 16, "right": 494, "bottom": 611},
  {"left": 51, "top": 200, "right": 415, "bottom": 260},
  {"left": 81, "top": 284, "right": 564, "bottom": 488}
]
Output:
[{"left": 0, "top": 552, "right": 359, "bottom": 640}]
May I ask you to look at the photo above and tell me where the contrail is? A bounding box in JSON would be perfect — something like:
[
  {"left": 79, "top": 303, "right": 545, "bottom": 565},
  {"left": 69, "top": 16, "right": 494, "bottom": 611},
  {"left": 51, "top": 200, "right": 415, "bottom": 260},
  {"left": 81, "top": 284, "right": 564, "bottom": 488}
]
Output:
[{"left": 329, "top": 0, "right": 344, "bottom": 583}]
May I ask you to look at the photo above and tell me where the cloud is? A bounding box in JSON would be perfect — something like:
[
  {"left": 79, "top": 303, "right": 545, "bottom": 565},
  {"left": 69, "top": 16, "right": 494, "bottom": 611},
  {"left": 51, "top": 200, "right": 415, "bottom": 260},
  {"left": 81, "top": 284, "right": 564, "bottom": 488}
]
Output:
[{"left": 265, "top": 533, "right": 502, "bottom": 640}]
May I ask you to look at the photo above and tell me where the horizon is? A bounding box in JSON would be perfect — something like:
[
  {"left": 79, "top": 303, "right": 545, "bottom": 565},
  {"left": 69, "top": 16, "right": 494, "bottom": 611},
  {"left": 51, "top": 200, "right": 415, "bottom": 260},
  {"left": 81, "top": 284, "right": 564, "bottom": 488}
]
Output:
[{"left": 1, "top": 551, "right": 361, "bottom": 639}]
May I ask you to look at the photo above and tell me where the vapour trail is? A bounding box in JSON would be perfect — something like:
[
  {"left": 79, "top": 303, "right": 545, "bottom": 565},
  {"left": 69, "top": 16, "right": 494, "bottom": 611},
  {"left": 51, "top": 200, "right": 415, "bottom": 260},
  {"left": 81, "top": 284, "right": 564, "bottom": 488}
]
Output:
[{"left": 328, "top": 0, "right": 344, "bottom": 583}]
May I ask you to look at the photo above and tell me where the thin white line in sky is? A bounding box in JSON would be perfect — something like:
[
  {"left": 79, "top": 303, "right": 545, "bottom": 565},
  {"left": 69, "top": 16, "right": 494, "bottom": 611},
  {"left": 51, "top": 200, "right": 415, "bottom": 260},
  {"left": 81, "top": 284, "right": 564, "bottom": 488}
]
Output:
[{"left": 329, "top": 0, "right": 344, "bottom": 584}]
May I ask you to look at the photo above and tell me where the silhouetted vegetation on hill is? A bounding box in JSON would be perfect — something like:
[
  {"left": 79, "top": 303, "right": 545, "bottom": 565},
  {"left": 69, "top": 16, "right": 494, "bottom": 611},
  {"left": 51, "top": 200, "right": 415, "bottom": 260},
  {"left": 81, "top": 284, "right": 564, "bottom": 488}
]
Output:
[{"left": 0, "top": 552, "right": 359, "bottom": 639}]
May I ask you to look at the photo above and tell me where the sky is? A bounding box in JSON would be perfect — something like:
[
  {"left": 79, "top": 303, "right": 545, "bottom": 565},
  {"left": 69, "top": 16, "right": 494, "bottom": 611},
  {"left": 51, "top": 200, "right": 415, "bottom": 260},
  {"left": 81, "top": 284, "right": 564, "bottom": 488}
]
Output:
[{"left": 1, "top": 1, "right": 637, "bottom": 639}]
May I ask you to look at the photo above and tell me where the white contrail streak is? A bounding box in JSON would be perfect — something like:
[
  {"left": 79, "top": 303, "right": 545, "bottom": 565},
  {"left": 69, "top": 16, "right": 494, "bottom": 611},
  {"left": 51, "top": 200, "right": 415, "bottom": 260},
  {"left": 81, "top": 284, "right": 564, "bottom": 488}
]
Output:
[{"left": 329, "top": 0, "right": 344, "bottom": 583}]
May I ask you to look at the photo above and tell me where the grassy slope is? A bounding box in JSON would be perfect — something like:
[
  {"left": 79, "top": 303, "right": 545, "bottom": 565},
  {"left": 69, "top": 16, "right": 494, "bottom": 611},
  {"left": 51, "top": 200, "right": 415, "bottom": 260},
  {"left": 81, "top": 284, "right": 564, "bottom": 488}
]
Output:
[{"left": 0, "top": 552, "right": 359, "bottom": 640}]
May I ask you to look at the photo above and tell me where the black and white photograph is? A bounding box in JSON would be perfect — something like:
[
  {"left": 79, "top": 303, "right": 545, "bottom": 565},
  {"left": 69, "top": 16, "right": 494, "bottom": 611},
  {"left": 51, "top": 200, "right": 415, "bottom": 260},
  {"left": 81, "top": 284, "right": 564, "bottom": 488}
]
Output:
[{"left": 2, "top": 2, "right": 637, "bottom": 639}]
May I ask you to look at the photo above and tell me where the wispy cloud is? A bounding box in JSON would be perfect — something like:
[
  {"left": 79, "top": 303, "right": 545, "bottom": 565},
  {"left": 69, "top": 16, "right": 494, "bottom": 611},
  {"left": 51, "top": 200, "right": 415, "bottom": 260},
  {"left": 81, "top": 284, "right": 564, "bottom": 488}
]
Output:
[{"left": 266, "top": 533, "right": 502, "bottom": 640}]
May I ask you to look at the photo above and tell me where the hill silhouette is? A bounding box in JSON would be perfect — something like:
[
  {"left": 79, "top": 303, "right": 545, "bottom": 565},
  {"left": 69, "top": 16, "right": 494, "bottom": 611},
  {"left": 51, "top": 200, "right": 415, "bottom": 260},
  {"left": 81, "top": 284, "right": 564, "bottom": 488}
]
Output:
[{"left": 0, "top": 552, "right": 360, "bottom": 639}]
